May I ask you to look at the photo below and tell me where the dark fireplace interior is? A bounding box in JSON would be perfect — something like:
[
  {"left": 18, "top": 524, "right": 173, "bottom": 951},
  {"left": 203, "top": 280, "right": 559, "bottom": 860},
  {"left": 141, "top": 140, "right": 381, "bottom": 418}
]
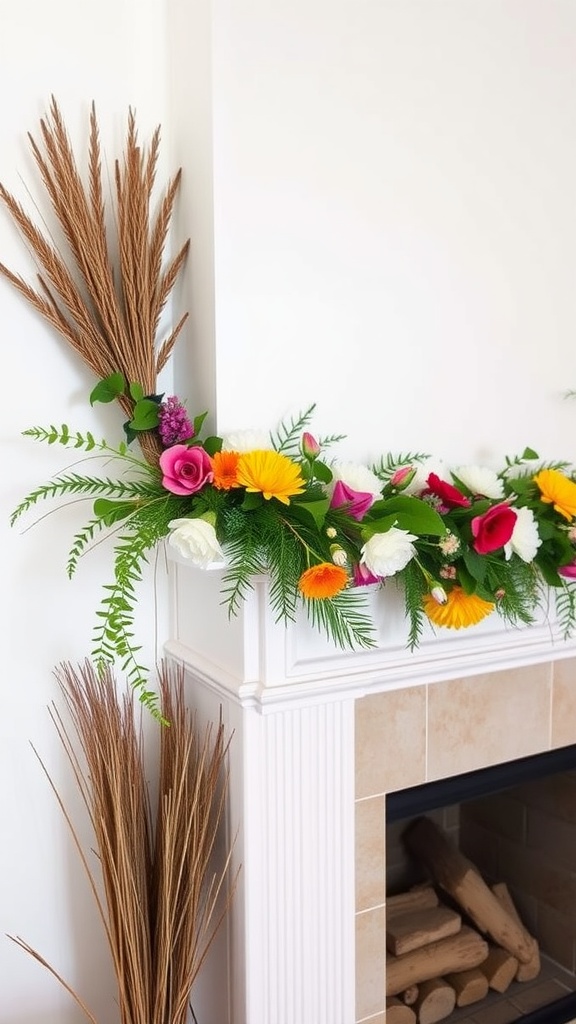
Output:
[{"left": 385, "top": 745, "right": 576, "bottom": 1024}]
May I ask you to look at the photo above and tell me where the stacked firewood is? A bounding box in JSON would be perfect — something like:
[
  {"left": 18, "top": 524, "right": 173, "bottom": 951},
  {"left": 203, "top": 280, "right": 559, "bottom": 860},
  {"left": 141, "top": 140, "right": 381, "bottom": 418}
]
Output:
[{"left": 386, "top": 817, "right": 541, "bottom": 1024}]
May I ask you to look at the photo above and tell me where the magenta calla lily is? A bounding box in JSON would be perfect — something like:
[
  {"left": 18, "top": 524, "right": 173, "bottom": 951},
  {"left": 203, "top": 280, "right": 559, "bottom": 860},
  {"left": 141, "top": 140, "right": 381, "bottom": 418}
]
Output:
[{"left": 331, "top": 480, "right": 375, "bottom": 521}]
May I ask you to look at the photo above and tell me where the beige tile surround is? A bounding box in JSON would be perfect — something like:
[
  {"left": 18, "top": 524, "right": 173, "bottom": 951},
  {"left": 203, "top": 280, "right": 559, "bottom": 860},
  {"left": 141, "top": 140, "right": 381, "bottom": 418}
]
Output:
[{"left": 354, "top": 658, "right": 576, "bottom": 1023}]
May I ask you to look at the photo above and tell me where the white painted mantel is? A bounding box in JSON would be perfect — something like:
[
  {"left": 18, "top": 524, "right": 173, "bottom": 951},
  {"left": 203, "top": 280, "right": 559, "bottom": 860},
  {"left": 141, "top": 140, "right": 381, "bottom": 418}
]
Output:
[{"left": 165, "top": 555, "right": 576, "bottom": 1024}]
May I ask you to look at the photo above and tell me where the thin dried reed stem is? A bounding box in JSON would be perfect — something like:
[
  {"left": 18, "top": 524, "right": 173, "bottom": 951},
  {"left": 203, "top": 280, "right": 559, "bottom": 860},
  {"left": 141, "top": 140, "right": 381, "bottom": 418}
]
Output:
[
  {"left": 9, "top": 660, "right": 237, "bottom": 1024},
  {"left": 0, "top": 99, "right": 190, "bottom": 465}
]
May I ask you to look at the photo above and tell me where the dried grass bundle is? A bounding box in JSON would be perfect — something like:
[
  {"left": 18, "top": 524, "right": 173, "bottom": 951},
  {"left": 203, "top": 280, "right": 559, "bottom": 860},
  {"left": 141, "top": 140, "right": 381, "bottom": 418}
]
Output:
[
  {"left": 9, "top": 661, "right": 236, "bottom": 1024},
  {"left": 0, "top": 98, "right": 189, "bottom": 464}
]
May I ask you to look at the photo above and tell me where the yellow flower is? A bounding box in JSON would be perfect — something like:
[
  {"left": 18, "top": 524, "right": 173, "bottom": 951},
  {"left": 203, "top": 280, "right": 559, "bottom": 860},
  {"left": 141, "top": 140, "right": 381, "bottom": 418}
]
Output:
[
  {"left": 423, "top": 586, "right": 495, "bottom": 629},
  {"left": 298, "top": 563, "right": 349, "bottom": 599},
  {"left": 533, "top": 468, "right": 576, "bottom": 521},
  {"left": 236, "top": 449, "right": 306, "bottom": 505}
]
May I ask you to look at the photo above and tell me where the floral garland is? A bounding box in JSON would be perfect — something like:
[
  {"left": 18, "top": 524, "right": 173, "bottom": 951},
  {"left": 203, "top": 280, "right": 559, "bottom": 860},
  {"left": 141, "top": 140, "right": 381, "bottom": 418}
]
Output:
[{"left": 11, "top": 372, "right": 576, "bottom": 713}]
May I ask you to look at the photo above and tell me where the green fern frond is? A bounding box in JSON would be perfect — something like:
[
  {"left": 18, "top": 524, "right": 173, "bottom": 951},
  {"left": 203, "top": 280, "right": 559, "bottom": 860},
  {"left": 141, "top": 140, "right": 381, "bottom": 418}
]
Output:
[
  {"left": 67, "top": 516, "right": 111, "bottom": 577},
  {"left": 270, "top": 404, "right": 317, "bottom": 455},
  {"left": 401, "top": 560, "right": 428, "bottom": 649},
  {"left": 91, "top": 494, "right": 183, "bottom": 713},
  {"left": 317, "top": 432, "right": 347, "bottom": 450},
  {"left": 555, "top": 581, "right": 576, "bottom": 639},
  {"left": 302, "top": 589, "right": 375, "bottom": 649},
  {"left": 23, "top": 424, "right": 110, "bottom": 451},
  {"left": 10, "top": 473, "right": 162, "bottom": 526},
  {"left": 372, "top": 452, "right": 430, "bottom": 481},
  {"left": 486, "top": 556, "right": 538, "bottom": 627},
  {"left": 262, "top": 515, "right": 305, "bottom": 624},
  {"left": 220, "top": 519, "right": 267, "bottom": 617}
]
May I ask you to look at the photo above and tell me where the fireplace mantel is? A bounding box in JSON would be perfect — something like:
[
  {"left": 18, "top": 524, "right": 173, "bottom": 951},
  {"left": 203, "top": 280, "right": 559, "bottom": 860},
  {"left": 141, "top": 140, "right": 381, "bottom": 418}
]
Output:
[
  {"left": 166, "top": 553, "right": 576, "bottom": 710},
  {"left": 165, "top": 557, "right": 576, "bottom": 1024}
]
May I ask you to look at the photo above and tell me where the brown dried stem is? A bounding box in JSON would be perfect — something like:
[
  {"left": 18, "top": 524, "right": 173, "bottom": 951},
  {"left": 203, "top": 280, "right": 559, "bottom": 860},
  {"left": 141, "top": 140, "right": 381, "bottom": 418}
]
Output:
[
  {"left": 9, "top": 660, "right": 237, "bottom": 1024},
  {"left": 0, "top": 98, "right": 190, "bottom": 465}
]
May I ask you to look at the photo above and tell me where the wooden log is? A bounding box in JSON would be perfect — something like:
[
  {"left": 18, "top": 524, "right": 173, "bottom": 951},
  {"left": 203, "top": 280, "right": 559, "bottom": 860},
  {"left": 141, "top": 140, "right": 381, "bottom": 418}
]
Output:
[
  {"left": 386, "top": 925, "right": 488, "bottom": 996},
  {"left": 401, "top": 984, "right": 419, "bottom": 1006},
  {"left": 386, "top": 997, "right": 417, "bottom": 1024},
  {"left": 402, "top": 817, "right": 538, "bottom": 965},
  {"left": 491, "top": 881, "right": 541, "bottom": 982},
  {"left": 414, "top": 978, "right": 456, "bottom": 1024},
  {"left": 479, "top": 945, "right": 519, "bottom": 993},
  {"left": 387, "top": 887, "right": 439, "bottom": 919},
  {"left": 444, "top": 967, "right": 489, "bottom": 1007},
  {"left": 386, "top": 905, "right": 462, "bottom": 956}
]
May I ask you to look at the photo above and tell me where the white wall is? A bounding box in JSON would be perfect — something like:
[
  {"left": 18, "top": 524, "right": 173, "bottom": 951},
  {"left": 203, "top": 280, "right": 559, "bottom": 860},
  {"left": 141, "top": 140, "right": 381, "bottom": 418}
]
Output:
[
  {"left": 3, "top": 1, "right": 576, "bottom": 1022},
  {"left": 201, "top": 0, "right": 576, "bottom": 465}
]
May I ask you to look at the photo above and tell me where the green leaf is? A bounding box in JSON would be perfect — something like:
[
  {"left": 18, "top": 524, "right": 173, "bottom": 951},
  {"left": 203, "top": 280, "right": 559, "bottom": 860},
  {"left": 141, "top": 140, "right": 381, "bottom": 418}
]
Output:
[
  {"left": 313, "top": 460, "right": 333, "bottom": 485},
  {"left": 129, "top": 398, "right": 160, "bottom": 432},
  {"left": 289, "top": 497, "right": 330, "bottom": 532},
  {"left": 522, "top": 446, "right": 539, "bottom": 460},
  {"left": 193, "top": 411, "right": 208, "bottom": 435},
  {"left": 204, "top": 435, "right": 223, "bottom": 456},
  {"left": 93, "top": 498, "right": 136, "bottom": 525},
  {"left": 241, "top": 492, "right": 263, "bottom": 511},
  {"left": 129, "top": 381, "right": 145, "bottom": 402},
  {"left": 360, "top": 514, "right": 398, "bottom": 541},
  {"left": 90, "top": 372, "right": 126, "bottom": 405},
  {"left": 535, "top": 554, "right": 563, "bottom": 587},
  {"left": 462, "top": 548, "right": 487, "bottom": 584},
  {"left": 367, "top": 496, "right": 446, "bottom": 537}
]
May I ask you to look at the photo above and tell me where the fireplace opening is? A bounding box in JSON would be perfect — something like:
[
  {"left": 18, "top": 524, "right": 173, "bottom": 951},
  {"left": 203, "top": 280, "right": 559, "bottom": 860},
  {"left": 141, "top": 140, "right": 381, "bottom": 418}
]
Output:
[{"left": 385, "top": 745, "right": 576, "bottom": 1024}]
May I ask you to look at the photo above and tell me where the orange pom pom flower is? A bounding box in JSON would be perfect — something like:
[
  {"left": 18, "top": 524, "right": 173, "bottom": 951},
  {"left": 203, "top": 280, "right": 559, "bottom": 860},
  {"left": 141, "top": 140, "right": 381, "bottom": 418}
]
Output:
[
  {"left": 212, "top": 450, "right": 241, "bottom": 490},
  {"left": 298, "top": 563, "right": 349, "bottom": 600}
]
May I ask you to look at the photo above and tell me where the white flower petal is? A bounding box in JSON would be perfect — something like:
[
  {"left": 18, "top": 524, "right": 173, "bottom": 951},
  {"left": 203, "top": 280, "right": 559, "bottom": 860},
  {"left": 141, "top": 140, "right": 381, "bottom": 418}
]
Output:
[
  {"left": 222, "top": 428, "right": 272, "bottom": 452},
  {"left": 168, "top": 518, "right": 226, "bottom": 569},
  {"left": 361, "top": 527, "right": 417, "bottom": 577},
  {"left": 455, "top": 465, "right": 504, "bottom": 500},
  {"left": 503, "top": 506, "right": 541, "bottom": 563}
]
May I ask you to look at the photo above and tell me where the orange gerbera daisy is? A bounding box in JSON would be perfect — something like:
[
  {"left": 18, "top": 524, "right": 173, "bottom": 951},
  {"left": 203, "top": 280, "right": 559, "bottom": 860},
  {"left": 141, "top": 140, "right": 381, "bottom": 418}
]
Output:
[
  {"left": 212, "top": 450, "right": 241, "bottom": 490},
  {"left": 236, "top": 449, "right": 306, "bottom": 505},
  {"left": 298, "top": 562, "right": 349, "bottom": 599},
  {"left": 422, "top": 586, "right": 495, "bottom": 629},
  {"left": 533, "top": 468, "right": 576, "bottom": 521}
]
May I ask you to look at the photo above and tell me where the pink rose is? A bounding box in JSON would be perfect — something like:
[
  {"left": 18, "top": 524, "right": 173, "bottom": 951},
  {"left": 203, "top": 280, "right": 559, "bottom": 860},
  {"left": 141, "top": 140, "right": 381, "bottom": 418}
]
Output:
[
  {"left": 159, "top": 444, "right": 213, "bottom": 496},
  {"left": 331, "top": 480, "right": 375, "bottom": 521},
  {"left": 471, "top": 503, "right": 517, "bottom": 554}
]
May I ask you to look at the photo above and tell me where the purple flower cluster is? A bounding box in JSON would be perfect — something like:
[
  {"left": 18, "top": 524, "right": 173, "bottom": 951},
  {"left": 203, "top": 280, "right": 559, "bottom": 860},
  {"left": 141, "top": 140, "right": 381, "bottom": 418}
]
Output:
[{"left": 158, "top": 396, "right": 194, "bottom": 447}]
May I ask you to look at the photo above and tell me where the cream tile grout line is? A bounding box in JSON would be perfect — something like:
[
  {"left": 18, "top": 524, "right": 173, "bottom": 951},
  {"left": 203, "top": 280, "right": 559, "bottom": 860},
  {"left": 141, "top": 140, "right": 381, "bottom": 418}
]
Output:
[
  {"left": 425, "top": 681, "right": 430, "bottom": 782},
  {"left": 549, "top": 662, "right": 554, "bottom": 750}
]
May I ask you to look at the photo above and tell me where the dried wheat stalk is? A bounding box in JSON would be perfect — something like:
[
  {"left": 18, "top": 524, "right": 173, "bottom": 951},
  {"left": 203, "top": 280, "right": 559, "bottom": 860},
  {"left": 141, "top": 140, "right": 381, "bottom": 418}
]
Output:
[
  {"left": 0, "top": 98, "right": 190, "bottom": 465},
  {"left": 9, "top": 660, "right": 236, "bottom": 1024}
]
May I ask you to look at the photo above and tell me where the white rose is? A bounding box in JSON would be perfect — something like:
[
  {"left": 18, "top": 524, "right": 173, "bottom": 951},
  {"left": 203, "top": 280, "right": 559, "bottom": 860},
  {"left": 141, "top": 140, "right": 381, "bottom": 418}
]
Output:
[
  {"left": 361, "top": 527, "right": 417, "bottom": 577},
  {"left": 504, "top": 506, "right": 542, "bottom": 563},
  {"left": 331, "top": 462, "right": 382, "bottom": 498},
  {"left": 454, "top": 465, "right": 504, "bottom": 500},
  {"left": 168, "top": 517, "right": 226, "bottom": 569},
  {"left": 222, "top": 429, "right": 272, "bottom": 452}
]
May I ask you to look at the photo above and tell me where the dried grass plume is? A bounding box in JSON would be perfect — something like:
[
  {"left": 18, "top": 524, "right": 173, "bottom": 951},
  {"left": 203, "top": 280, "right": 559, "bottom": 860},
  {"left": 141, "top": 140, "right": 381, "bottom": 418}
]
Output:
[
  {"left": 0, "top": 98, "right": 190, "bottom": 464},
  {"left": 9, "top": 660, "right": 237, "bottom": 1024}
]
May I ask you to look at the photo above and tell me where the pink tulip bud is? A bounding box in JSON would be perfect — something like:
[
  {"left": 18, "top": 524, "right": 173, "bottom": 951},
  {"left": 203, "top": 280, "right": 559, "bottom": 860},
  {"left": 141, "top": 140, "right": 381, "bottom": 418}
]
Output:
[
  {"left": 390, "top": 465, "right": 416, "bottom": 490},
  {"left": 301, "top": 431, "right": 321, "bottom": 459}
]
